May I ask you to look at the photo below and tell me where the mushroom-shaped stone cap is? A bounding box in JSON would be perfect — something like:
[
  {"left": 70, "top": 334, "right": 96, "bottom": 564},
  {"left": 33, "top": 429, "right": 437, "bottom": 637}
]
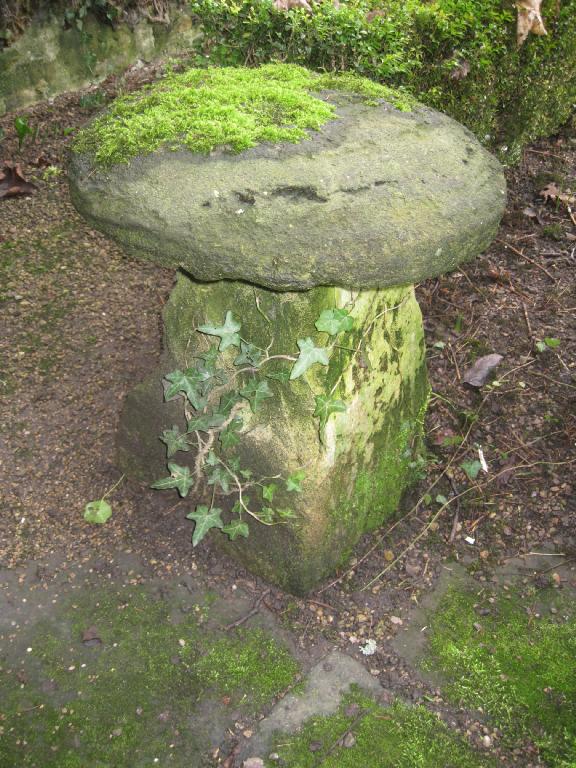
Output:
[{"left": 69, "top": 64, "right": 506, "bottom": 291}]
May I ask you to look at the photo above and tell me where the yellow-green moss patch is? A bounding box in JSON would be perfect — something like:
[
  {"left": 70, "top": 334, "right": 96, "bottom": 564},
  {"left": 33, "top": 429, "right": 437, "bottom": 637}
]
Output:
[
  {"left": 269, "top": 689, "right": 494, "bottom": 767},
  {"left": 424, "top": 583, "right": 576, "bottom": 766},
  {"left": 73, "top": 62, "right": 413, "bottom": 166}
]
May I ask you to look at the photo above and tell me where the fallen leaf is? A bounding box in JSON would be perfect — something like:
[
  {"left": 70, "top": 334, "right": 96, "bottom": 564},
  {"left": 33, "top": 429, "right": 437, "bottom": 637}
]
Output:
[
  {"left": 383, "top": 549, "right": 394, "bottom": 562},
  {"left": 390, "top": 615, "right": 403, "bottom": 626},
  {"left": 516, "top": 0, "right": 547, "bottom": 47},
  {"left": 463, "top": 354, "right": 503, "bottom": 387},
  {"left": 342, "top": 732, "right": 356, "bottom": 748},
  {"left": 273, "top": 0, "right": 312, "bottom": 10},
  {"left": 242, "top": 759, "right": 265, "bottom": 768},
  {"left": 81, "top": 626, "right": 102, "bottom": 647},
  {"left": 450, "top": 59, "right": 470, "bottom": 80},
  {"left": 0, "top": 164, "right": 37, "bottom": 200},
  {"left": 539, "top": 182, "right": 576, "bottom": 207}
]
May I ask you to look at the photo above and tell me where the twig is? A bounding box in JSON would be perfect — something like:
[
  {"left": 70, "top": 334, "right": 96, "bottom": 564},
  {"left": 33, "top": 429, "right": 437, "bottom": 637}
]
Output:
[
  {"left": 521, "top": 300, "right": 534, "bottom": 341},
  {"left": 496, "top": 239, "right": 557, "bottom": 282},
  {"left": 224, "top": 589, "right": 271, "bottom": 630},
  {"left": 525, "top": 370, "right": 576, "bottom": 390},
  {"left": 525, "top": 148, "right": 565, "bottom": 160},
  {"left": 361, "top": 458, "right": 576, "bottom": 591}
]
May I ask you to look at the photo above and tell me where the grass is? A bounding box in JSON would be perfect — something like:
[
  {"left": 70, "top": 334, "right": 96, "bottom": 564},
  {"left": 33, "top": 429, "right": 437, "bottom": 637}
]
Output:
[{"left": 424, "top": 582, "right": 576, "bottom": 767}]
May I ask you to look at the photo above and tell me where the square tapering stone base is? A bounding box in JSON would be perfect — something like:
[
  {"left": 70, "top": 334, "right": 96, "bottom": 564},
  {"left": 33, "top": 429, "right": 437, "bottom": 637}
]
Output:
[{"left": 117, "top": 272, "right": 429, "bottom": 594}]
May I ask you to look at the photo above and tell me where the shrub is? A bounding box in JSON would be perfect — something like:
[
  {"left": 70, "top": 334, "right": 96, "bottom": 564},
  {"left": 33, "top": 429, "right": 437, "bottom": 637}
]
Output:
[{"left": 189, "top": 0, "right": 576, "bottom": 160}]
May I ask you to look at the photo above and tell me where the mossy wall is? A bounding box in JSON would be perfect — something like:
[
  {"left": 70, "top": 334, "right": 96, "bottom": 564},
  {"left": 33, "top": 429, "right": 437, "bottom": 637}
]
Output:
[
  {"left": 189, "top": 0, "right": 576, "bottom": 161},
  {"left": 0, "top": 3, "right": 201, "bottom": 114}
]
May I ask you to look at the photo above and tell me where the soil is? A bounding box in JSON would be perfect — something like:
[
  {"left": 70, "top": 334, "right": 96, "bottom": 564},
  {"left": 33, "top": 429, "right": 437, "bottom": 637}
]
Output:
[{"left": 0, "top": 64, "right": 575, "bottom": 767}]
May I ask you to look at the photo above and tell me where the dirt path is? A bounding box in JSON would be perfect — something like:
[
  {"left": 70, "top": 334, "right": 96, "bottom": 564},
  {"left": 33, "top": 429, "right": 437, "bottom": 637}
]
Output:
[{"left": 0, "top": 71, "right": 574, "bottom": 766}]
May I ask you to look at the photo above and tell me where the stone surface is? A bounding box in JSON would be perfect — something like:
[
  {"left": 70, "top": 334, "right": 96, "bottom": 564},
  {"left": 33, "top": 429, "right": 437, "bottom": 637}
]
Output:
[
  {"left": 237, "top": 650, "right": 383, "bottom": 763},
  {"left": 69, "top": 97, "right": 506, "bottom": 291},
  {"left": 117, "top": 273, "right": 429, "bottom": 594},
  {"left": 0, "top": 5, "right": 201, "bottom": 113}
]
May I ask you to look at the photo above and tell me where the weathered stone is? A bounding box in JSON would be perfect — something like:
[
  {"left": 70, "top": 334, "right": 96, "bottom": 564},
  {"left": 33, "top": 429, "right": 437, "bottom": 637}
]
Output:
[
  {"left": 69, "top": 97, "right": 506, "bottom": 291},
  {"left": 0, "top": 5, "right": 201, "bottom": 113},
  {"left": 117, "top": 273, "right": 428, "bottom": 594}
]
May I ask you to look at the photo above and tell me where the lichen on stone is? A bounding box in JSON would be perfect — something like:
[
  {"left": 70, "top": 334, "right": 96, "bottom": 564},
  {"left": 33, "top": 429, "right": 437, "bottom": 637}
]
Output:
[{"left": 72, "top": 62, "right": 413, "bottom": 166}]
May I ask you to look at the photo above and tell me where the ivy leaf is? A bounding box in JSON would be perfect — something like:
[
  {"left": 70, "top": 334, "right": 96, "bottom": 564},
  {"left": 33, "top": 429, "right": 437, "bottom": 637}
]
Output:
[
  {"left": 286, "top": 470, "right": 306, "bottom": 493},
  {"left": 186, "top": 505, "right": 224, "bottom": 546},
  {"left": 240, "top": 379, "right": 273, "bottom": 412},
  {"left": 259, "top": 507, "right": 275, "bottom": 524},
  {"left": 205, "top": 450, "right": 219, "bottom": 467},
  {"left": 222, "top": 519, "right": 250, "bottom": 541},
  {"left": 198, "top": 311, "right": 241, "bottom": 351},
  {"left": 262, "top": 483, "right": 278, "bottom": 503},
  {"left": 160, "top": 426, "right": 191, "bottom": 458},
  {"left": 234, "top": 341, "right": 264, "bottom": 367},
  {"left": 151, "top": 463, "right": 193, "bottom": 497},
  {"left": 315, "top": 308, "right": 354, "bottom": 336},
  {"left": 197, "top": 344, "right": 220, "bottom": 373},
  {"left": 290, "top": 338, "right": 330, "bottom": 380},
  {"left": 276, "top": 507, "right": 297, "bottom": 520},
  {"left": 187, "top": 410, "right": 227, "bottom": 433},
  {"left": 313, "top": 395, "right": 347, "bottom": 429},
  {"left": 220, "top": 417, "right": 243, "bottom": 450},
  {"left": 460, "top": 460, "right": 482, "bottom": 481},
  {"left": 164, "top": 369, "right": 206, "bottom": 410},
  {"left": 206, "top": 464, "right": 232, "bottom": 493},
  {"left": 240, "top": 469, "right": 253, "bottom": 480},
  {"left": 84, "top": 499, "right": 112, "bottom": 524},
  {"left": 219, "top": 391, "right": 242, "bottom": 416}
]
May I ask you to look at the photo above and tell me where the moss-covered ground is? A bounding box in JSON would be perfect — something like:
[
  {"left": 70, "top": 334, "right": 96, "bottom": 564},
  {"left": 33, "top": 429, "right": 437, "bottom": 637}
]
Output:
[
  {"left": 424, "top": 582, "right": 576, "bottom": 767},
  {"left": 73, "top": 62, "right": 412, "bottom": 166},
  {"left": 0, "top": 582, "right": 299, "bottom": 767},
  {"left": 269, "top": 689, "right": 494, "bottom": 767}
]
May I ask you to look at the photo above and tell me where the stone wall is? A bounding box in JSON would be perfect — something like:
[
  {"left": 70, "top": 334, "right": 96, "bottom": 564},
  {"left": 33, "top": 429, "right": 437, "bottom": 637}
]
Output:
[{"left": 0, "top": 3, "right": 201, "bottom": 114}]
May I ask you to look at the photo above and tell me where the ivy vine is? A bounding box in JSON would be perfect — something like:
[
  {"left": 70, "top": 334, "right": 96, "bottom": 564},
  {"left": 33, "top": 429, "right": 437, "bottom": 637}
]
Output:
[{"left": 152, "top": 306, "right": 355, "bottom": 546}]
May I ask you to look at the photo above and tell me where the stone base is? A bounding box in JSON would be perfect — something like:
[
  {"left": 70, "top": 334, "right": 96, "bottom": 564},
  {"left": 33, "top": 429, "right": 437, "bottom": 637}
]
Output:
[{"left": 117, "top": 271, "right": 429, "bottom": 594}]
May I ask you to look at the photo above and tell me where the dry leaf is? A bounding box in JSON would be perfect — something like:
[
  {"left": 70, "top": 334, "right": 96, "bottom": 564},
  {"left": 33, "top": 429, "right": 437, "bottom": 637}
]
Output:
[
  {"left": 366, "top": 8, "right": 386, "bottom": 22},
  {"left": 273, "top": 0, "right": 313, "bottom": 10},
  {"left": 462, "top": 354, "right": 503, "bottom": 387},
  {"left": 0, "top": 163, "right": 37, "bottom": 200},
  {"left": 450, "top": 59, "right": 470, "bottom": 80},
  {"left": 516, "top": 0, "right": 547, "bottom": 47},
  {"left": 540, "top": 182, "right": 576, "bottom": 207}
]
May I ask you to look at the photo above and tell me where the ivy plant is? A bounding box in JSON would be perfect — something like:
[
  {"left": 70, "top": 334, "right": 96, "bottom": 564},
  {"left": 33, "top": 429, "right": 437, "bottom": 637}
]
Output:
[{"left": 152, "top": 306, "right": 358, "bottom": 546}]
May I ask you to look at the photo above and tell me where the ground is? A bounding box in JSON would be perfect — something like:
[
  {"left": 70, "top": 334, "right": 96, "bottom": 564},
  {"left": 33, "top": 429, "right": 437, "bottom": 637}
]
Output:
[{"left": 0, "top": 63, "right": 574, "bottom": 767}]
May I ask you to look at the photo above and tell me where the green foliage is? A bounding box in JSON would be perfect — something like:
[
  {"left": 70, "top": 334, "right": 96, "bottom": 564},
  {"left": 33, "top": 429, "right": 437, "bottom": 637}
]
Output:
[
  {"left": 14, "top": 115, "right": 34, "bottom": 150},
  {"left": 536, "top": 336, "right": 561, "bottom": 353},
  {"left": 73, "top": 62, "right": 412, "bottom": 166},
  {"left": 459, "top": 458, "right": 482, "bottom": 480},
  {"left": 425, "top": 584, "right": 576, "bottom": 766},
  {"left": 315, "top": 308, "right": 354, "bottom": 336},
  {"left": 271, "top": 689, "right": 494, "bottom": 767},
  {"left": 83, "top": 498, "right": 112, "bottom": 524},
  {"left": 186, "top": 505, "right": 224, "bottom": 546},
  {"left": 314, "top": 394, "right": 347, "bottom": 430},
  {"left": 290, "top": 337, "right": 330, "bottom": 380},
  {"left": 189, "top": 0, "right": 576, "bottom": 160},
  {"left": 152, "top": 303, "right": 356, "bottom": 545}
]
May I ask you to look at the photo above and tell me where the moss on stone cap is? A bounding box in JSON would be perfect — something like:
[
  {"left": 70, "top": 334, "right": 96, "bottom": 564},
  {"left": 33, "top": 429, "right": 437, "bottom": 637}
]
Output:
[{"left": 73, "top": 62, "right": 413, "bottom": 166}]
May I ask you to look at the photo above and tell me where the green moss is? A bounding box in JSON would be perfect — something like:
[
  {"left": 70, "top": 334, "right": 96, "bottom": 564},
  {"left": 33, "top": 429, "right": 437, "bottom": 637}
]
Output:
[
  {"left": 194, "top": 628, "right": 300, "bottom": 710},
  {"left": 73, "top": 62, "right": 413, "bottom": 166},
  {"left": 424, "top": 584, "right": 576, "bottom": 766},
  {"left": 0, "top": 585, "right": 299, "bottom": 767},
  {"left": 270, "top": 690, "right": 494, "bottom": 767}
]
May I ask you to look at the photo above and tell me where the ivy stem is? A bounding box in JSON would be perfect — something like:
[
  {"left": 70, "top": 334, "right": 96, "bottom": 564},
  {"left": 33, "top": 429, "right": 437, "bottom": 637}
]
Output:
[{"left": 100, "top": 474, "right": 125, "bottom": 500}]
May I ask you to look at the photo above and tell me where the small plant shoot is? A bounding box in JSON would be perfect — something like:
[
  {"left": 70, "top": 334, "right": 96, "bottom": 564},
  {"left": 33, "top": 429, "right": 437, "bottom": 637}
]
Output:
[{"left": 152, "top": 304, "right": 357, "bottom": 546}]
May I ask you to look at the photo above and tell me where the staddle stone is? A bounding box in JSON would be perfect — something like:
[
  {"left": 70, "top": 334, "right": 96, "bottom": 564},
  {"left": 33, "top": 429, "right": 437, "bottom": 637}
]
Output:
[{"left": 69, "top": 64, "right": 505, "bottom": 593}]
